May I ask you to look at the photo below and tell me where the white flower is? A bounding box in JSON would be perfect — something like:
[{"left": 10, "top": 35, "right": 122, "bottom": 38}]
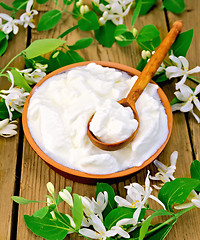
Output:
[
  {"left": 110, "top": 225, "right": 130, "bottom": 238},
  {"left": 166, "top": 54, "right": 200, "bottom": 89},
  {"left": 81, "top": 191, "right": 108, "bottom": 221},
  {"left": 0, "top": 71, "right": 29, "bottom": 120},
  {"left": 115, "top": 171, "right": 165, "bottom": 225},
  {"left": 99, "top": 1, "right": 133, "bottom": 25},
  {"left": 46, "top": 197, "right": 56, "bottom": 219},
  {"left": 59, "top": 189, "right": 73, "bottom": 207},
  {"left": 79, "top": 214, "right": 117, "bottom": 240},
  {"left": 171, "top": 84, "right": 200, "bottom": 123},
  {"left": 150, "top": 151, "right": 178, "bottom": 189},
  {"left": 0, "top": 13, "right": 22, "bottom": 34},
  {"left": 80, "top": 5, "right": 89, "bottom": 15},
  {"left": 46, "top": 182, "right": 55, "bottom": 196},
  {"left": 0, "top": 119, "right": 17, "bottom": 137},
  {"left": 20, "top": 0, "right": 38, "bottom": 28},
  {"left": 174, "top": 190, "right": 200, "bottom": 209},
  {"left": 35, "top": 63, "right": 48, "bottom": 71},
  {"left": 20, "top": 68, "right": 46, "bottom": 84}
]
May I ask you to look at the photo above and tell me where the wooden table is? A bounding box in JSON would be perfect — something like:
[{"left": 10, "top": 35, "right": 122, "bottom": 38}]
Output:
[{"left": 0, "top": 0, "right": 200, "bottom": 239}]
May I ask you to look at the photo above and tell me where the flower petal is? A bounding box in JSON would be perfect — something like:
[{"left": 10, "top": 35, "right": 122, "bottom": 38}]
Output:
[
  {"left": 180, "top": 101, "right": 193, "bottom": 112},
  {"left": 194, "top": 84, "right": 200, "bottom": 95},
  {"left": 79, "top": 228, "right": 100, "bottom": 239},
  {"left": 179, "top": 56, "right": 189, "bottom": 70},
  {"left": 171, "top": 103, "right": 184, "bottom": 112},
  {"left": 191, "top": 199, "right": 200, "bottom": 208},
  {"left": 174, "top": 202, "right": 194, "bottom": 209},
  {"left": 188, "top": 66, "right": 200, "bottom": 74},
  {"left": 170, "top": 151, "right": 178, "bottom": 167},
  {"left": 190, "top": 110, "right": 200, "bottom": 123}
]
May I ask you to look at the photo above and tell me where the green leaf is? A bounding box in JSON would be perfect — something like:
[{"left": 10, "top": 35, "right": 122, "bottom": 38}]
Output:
[
  {"left": 139, "top": 209, "right": 173, "bottom": 240},
  {"left": 24, "top": 213, "right": 69, "bottom": 240},
  {"left": 10, "top": 69, "right": 32, "bottom": 92},
  {"left": 95, "top": 21, "right": 116, "bottom": 48},
  {"left": 0, "top": 32, "right": 8, "bottom": 56},
  {"left": 147, "top": 222, "right": 175, "bottom": 240},
  {"left": 136, "top": 57, "right": 147, "bottom": 71},
  {"left": 0, "top": 100, "right": 21, "bottom": 120},
  {"left": 190, "top": 160, "right": 200, "bottom": 191},
  {"left": 137, "top": 24, "right": 161, "bottom": 51},
  {"left": 115, "top": 31, "right": 134, "bottom": 47},
  {"left": 24, "top": 38, "right": 65, "bottom": 59},
  {"left": 25, "top": 56, "right": 49, "bottom": 70},
  {"left": 36, "top": 0, "right": 49, "bottom": 3},
  {"left": 63, "top": 0, "right": 73, "bottom": 5},
  {"left": 105, "top": 207, "right": 146, "bottom": 230},
  {"left": 158, "top": 178, "right": 200, "bottom": 211},
  {"left": 114, "top": 24, "right": 128, "bottom": 36},
  {"left": 95, "top": 182, "right": 117, "bottom": 217},
  {"left": 33, "top": 206, "right": 49, "bottom": 218},
  {"left": 68, "top": 38, "right": 93, "bottom": 50},
  {"left": 37, "top": 9, "right": 62, "bottom": 31},
  {"left": 12, "top": 0, "right": 28, "bottom": 10},
  {"left": 170, "top": 96, "right": 181, "bottom": 106},
  {"left": 0, "top": 2, "right": 16, "bottom": 11},
  {"left": 163, "top": 0, "right": 185, "bottom": 14},
  {"left": 12, "top": 196, "right": 42, "bottom": 205},
  {"left": 57, "top": 24, "right": 79, "bottom": 39},
  {"left": 132, "top": 0, "right": 142, "bottom": 26},
  {"left": 48, "top": 50, "right": 69, "bottom": 72},
  {"left": 65, "top": 50, "right": 85, "bottom": 64},
  {"left": 170, "top": 29, "right": 193, "bottom": 57},
  {"left": 72, "top": 194, "right": 83, "bottom": 230},
  {"left": 78, "top": 11, "right": 99, "bottom": 31},
  {"left": 138, "top": 0, "right": 157, "bottom": 15}
]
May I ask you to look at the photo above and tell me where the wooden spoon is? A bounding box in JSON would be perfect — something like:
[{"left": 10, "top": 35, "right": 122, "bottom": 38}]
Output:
[{"left": 87, "top": 20, "right": 183, "bottom": 151}]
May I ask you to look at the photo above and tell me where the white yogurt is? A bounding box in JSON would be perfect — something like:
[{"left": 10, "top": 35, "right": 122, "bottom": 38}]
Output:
[
  {"left": 27, "top": 63, "right": 168, "bottom": 174},
  {"left": 89, "top": 99, "right": 138, "bottom": 143}
]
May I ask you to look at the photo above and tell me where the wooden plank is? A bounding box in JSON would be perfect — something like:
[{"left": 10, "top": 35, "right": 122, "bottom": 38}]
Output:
[
  {"left": 0, "top": 1, "right": 28, "bottom": 239},
  {"left": 16, "top": 0, "right": 198, "bottom": 239}
]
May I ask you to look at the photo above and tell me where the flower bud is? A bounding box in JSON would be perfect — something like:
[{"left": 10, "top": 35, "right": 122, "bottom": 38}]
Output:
[
  {"left": 47, "top": 182, "right": 55, "bottom": 196},
  {"left": 132, "top": 27, "right": 138, "bottom": 38},
  {"left": 59, "top": 189, "right": 73, "bottom": 207},
  {"left": 141, "top": 50, "right": 147, "bottom": 60},
  {"left": 146, "top": 51, "right": 151, "bottom": 58}
]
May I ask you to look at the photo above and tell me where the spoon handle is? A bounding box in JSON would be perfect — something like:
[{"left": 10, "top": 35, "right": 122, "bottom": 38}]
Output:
[{"left": 127, "top": 20, "right": 183, "bottom": 103}]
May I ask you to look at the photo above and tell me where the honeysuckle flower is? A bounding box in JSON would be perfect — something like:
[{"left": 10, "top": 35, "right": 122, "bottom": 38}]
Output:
[
  {"left": 174, "top": 190, "right": 200, "bottom": 209},
  {"left": 46, "top": 182, "right": 55, "bottom": 196},
  {"left": 0, "top": 71, "right": 29, "bottom": 120},
  {"left": 35, "top": 63, "right": 48, "bottom": 71},
  {"left": 150, "top": 151, "right": 178, "bottom": 189},
  {"left": 110, "top": 225, "right": 130, "bottom": 238},
  {"left": 0, "top": 14, "right": 22, "bottom": 34},
  {"left": 46, "top": 197, "right": 56, "bottom": 219},
  {"left": 80, "top": 5, "right": 89, "bottom": 15},
  {"left": 0, "top": 119, "right": 17, "bottom": 137},
  {"left": 141, "top": 50, "right": 151, "bottom": 60},
  {"left": 79, "top": 214, "right": 118, "bottom": 240},
  {"left": 171, "top": 84, "right": 200, "bottom": 123},
  {"left": 115, "top": 171, "right": 165, "bottom": 224},
  {"left": 81, "top": 191, "right": 108, "bottom": 221},
  {"left": 166, "top": 54, "right": 200, "bottom": 89},
  {"left": 20, "top": 0, "right": 38, "bottom": 28},
  {"left": 21, "top": 68, "right": 46, "bottom": 84},
  {"left": 59, "top": 189, "right": 73, "bottom": 207},
  {"left": 99, "top": 1, "right": 133, "bottom": 25}
]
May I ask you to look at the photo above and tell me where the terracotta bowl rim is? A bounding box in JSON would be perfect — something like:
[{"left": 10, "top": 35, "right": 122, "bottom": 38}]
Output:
[{"left": 22, "top": 61, "right": 173, "bottom": 180}]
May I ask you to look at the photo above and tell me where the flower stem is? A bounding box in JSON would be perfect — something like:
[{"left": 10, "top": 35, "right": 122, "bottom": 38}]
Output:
[
  {"left": 188, "top": 76, "right": 200, "bottom": 84},
  {"left": 146, "top": 206, "right": 195, "bottom": 236},
  {"left": 0, "top": 52, "right": 23, "bottom": 75}
]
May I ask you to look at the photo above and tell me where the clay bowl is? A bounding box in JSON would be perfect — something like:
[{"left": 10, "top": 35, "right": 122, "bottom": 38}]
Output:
[{"left": 22, "top": 61, "right": 173, "bottom": 184}]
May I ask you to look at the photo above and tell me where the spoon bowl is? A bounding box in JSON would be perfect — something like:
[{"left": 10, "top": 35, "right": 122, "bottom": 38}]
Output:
[{"left": 87, "top": 20, "right": 183, "bottom": 151}]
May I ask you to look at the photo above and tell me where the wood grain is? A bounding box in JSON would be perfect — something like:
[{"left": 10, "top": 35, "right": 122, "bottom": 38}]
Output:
[
  {"left": 14, "top": 0, "right": 200, "bottom": 240},
  {"left": 0, "top": 0, "right": 27, "bottom": 239}
]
